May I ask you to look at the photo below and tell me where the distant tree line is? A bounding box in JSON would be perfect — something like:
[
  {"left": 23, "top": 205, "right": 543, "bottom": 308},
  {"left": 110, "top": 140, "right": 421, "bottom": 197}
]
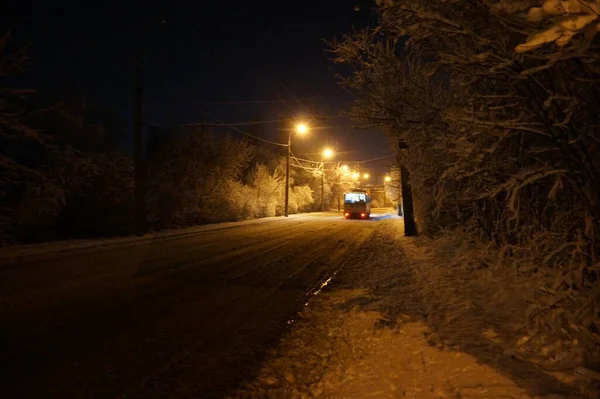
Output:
[
  {"left": 0, "top": 33, "right": 323, "bottom": 245},
  {"left": 331, "top": 0, "right": 599, "bottom": 371}
]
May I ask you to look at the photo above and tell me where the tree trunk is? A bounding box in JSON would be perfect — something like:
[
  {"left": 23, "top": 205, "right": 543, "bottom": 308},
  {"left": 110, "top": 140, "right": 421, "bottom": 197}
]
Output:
[{"left": 400, "top": 163, "right": 417, "bottom": 236}]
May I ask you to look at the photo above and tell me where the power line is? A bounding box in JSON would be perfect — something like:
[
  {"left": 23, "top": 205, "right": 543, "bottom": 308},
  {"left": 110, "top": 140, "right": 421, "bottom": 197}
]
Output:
[
  {"left": 207, "top": 116, "right": 288, "bottom": 147},
  {"left": 181, "top": 118, "right": 289, "bottom": 127},
  {"left": 291, "top": 154, "right": 396, "bottom": 165},
  {"left": 277, "top": 78, "right": 312, "bottom": 116},
  {"left": 192, "top": 98, "right": 317, "bottom": 105},
  {"left": 180, "top": 113, "right": 347, "bottom": 128},
  {"left": 359, "top": 154, "right": 396, "bottom": 163},
  {"left": 291, "top": 151, "right": 317, "bottom": 167},
  {"left": 290, "top": 154, "right": 321, "bottom": 165},
  {"left": 274, "top": 79, "right": 351, "bottom": 125},
  {"left": 290, "top": 163, "right": 321, "bottom": 173},
  {"left": 312, "top": 114, "right": 348, "bottom": 120},
  {"left": 290, "top": 151, "right": 320, "bottom": 173},
  {"left": 290, "top": 160, "right": 318, "bottom": 173}
]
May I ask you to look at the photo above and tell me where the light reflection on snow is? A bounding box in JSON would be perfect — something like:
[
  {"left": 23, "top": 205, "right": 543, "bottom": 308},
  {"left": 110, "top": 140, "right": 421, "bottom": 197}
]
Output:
[
  {"left": 289, "top": 272, "right": 340, "bottom": 325},
  {"left": 313, "top": 276, "right": 333, "bottom": 296}
]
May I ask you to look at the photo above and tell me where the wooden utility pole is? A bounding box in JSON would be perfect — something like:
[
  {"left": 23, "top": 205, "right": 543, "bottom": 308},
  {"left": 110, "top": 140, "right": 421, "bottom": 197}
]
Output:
[
  {"left": 134, "top": 54, "right": 147, "bottom": 236},
  {"left": 285, "top": 133, "right": 291, "bottom": 217},
  {"left": 321, "top": 159, "right": 325, "bottom": 212},
  {"left": 398, "top": 138, "right": 417, "bottom": 236}
]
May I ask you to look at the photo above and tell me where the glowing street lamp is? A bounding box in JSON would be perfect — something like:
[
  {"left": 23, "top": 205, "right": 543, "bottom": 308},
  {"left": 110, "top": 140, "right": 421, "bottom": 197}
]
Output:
[
  {"left": 285, "top": 122, "right": 309, "bottom": 217},
  {"left": 385, "top": 175, "right": 391, "bottom": 182},
  {"left": 363, "top": 173, "right": 370, "bottom": 179},
  {"left": 352, "top": 172, "right": 360, "bottom": 180},
  {"left": 295, "top": 123, "right": 308, "bottom": 135},
  {"left": 321, "top": 148, "right": 334, "bottom": 212}
]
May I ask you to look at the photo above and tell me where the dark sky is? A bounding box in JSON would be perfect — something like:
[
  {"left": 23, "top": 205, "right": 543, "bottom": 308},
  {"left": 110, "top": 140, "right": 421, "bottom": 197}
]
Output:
[{"left": 3, "top": 0, "right": 395, "bottom": 176}]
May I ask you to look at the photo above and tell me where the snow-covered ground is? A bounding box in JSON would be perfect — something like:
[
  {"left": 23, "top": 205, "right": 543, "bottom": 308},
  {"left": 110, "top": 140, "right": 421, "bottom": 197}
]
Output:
[{"left": 231, "top": 219, "right": 592, "bottom": 399}]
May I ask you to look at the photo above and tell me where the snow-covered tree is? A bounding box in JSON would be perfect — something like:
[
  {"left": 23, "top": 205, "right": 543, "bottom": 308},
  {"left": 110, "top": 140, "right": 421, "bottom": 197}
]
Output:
[
  {"left": 328, "top": 163, "right": 358, "bottom": 211},
  {"left": 147, "top": 127, "right": 253, "bottom": 226},
  {"left": 250, "top": 163, "right": 284, "bottom": 217},
  {"left": 330, "top": 0, "right": 600, "bottom": 368}
]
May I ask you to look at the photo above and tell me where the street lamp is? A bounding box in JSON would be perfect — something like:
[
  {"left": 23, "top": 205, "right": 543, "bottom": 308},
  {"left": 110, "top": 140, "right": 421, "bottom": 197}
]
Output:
[
  {"left": 385, "top": 175, "right": 391, "bottom": 182},
  {"left": 285, "top": 122, "right": 308, "bottom": 217},
  {"left": 321, "top": 148, "right": 334, "bottom": 212},
  {"left": 363, "top": 173, "right": 370, "bottom": 179},
  {"left": 296, "top": 123, "right": 308, "bottom": 134}
]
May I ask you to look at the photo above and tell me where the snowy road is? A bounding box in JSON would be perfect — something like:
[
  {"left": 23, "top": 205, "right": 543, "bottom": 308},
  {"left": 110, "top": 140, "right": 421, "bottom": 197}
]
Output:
[{"left": 0, "top": 210, "right": 397, "bottom": 399}]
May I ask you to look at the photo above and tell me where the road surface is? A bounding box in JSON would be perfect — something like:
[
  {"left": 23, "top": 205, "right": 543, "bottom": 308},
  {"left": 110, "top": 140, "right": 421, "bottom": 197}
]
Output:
[{"left": 0, "top": 210, "right": 396, "bottom": 399}]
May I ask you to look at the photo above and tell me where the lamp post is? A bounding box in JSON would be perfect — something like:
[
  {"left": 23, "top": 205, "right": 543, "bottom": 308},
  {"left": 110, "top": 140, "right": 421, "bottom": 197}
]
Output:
[
  {"left": 384, "top": 175, "right": 391, "bottom": 205},
  {"left": 321, "top": 148, "right": 333, "bottom": 212},
  {"left": 285, "top": 122, "right": 308, "bottom": 217}
]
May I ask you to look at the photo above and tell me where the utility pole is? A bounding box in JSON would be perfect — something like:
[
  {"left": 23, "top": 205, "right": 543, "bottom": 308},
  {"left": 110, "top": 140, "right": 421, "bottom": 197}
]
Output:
[
  {"left": 285, "top": 133, "right": 291, "bottom": 217},
  {"left": 398, "top": 138, "right": 417, "bottom": 236},
  {"left": 321, "top": 159, "right": 325, "bottom": 212},
  {"left": 134, "top": 53, "right": 147, "bottom": 236}
]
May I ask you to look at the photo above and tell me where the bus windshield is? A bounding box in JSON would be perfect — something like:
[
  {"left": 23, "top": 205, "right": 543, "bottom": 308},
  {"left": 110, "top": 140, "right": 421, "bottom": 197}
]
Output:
[{"left": 344, "top": 193, "right": 366, "bottom": 203}]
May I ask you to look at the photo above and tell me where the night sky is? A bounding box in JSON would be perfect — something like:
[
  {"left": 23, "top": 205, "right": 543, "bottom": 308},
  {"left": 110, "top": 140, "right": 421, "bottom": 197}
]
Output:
[{"left": 3, "top": 0, "right": 395, "bottom": 176}]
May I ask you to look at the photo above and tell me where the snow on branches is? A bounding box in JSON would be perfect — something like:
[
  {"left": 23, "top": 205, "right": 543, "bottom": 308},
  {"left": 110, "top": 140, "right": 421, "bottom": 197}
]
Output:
[{"left": 514, "top": 0, "right": 600, "bottom": 52}]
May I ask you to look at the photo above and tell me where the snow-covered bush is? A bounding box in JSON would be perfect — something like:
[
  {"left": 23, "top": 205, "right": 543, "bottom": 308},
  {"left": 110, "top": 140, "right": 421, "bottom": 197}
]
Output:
[
  {"left": 249, "top": 163, "right": 284, "bottom": 217},
  {"left": 292, "top": 185, "right": 315, "bottom": 213},
  {"left": 147, "top": 128, "right": 254, "bottom": 227},
  {"left": 225, "top": 180, "right": 258, "bottom": 220}
]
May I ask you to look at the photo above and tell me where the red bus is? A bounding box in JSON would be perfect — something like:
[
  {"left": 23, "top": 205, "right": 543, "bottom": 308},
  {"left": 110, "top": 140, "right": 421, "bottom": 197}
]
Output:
[{"left": 343, "top": 190, "right": 371, "bottom": 219}]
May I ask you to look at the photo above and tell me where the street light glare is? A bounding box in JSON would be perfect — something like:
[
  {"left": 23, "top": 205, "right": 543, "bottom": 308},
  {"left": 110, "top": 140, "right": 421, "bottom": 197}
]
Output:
[
  {"left": 352, "top": 172, "right": 360, "bottom": 180},
  {"left": 385, "top": 175, "right": 391, "bottom": 182},
  {"left": 363, "top": 173, "right": 370, "bottom": 179},
  {"left": 341, "top": 164, "right": 348, "bottom": 171},
  {"left": 323, "top": 148, "right": 333, "bottom": 159},
  {"left": 296, "top": 123, "right": 308, "bottom": 134}
]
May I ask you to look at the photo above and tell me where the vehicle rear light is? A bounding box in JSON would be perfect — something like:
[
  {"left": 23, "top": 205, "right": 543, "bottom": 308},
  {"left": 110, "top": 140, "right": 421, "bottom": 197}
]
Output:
[
  {"left": 344, "top": 213, "right": 349, "bottom": 217},
  {"left": 361, "top": 213, "right": 366, "bottom": 217}
]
